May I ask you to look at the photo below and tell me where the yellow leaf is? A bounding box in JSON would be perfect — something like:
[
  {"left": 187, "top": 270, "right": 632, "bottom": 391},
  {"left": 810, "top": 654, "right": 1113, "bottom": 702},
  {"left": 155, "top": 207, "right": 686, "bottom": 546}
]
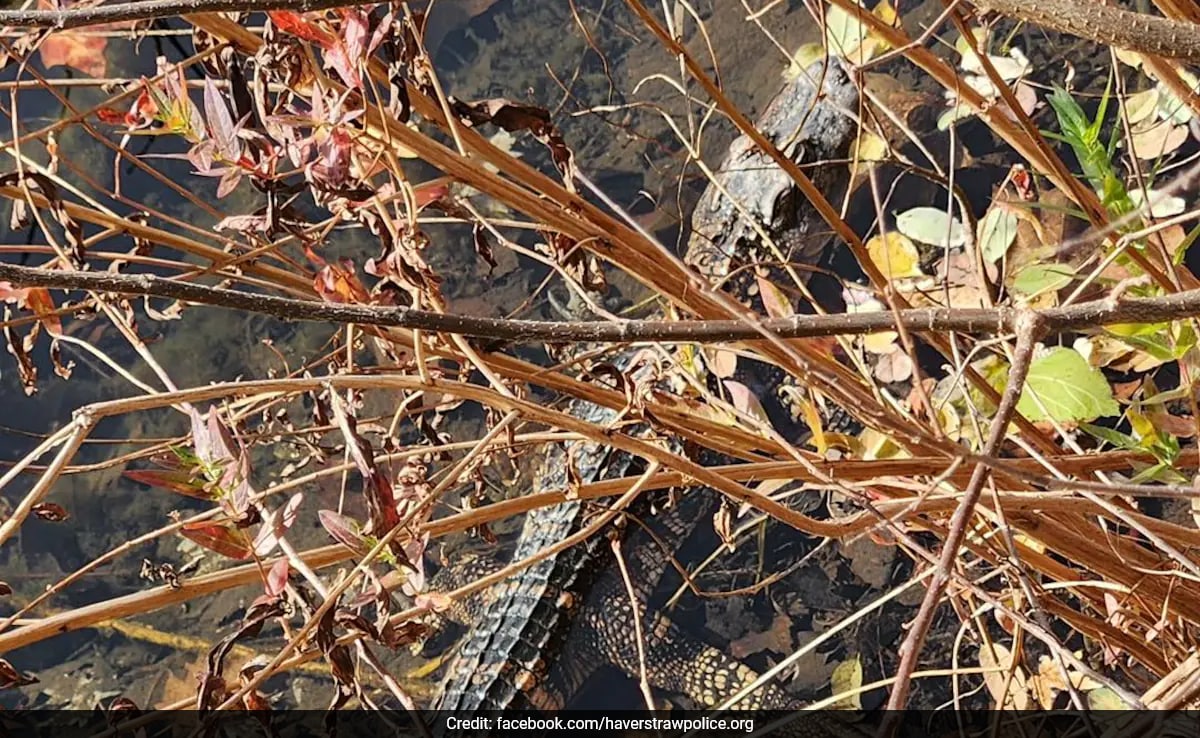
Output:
[
  {"left": 785, "top": 43, "right": 827, "bottom": 78},
  {"left": 851, "top": 132, "right": 889, "bottom": 179},
  {"left": 954, "top": 27, "right": 989, "bottom": 60},
  {"left": 863, "top": 330, "right": 899, "bottom": 354},
  {"left": 853, "top": 137, "right": 886, "bottom": 160},
  {"left": 873, "top": 0, "right": 899, "bottom": 28},
  {"left": 830, "top": 656, "right": 864, "bottom": 710},
  {"left": 676, "top": 343, "right": 704, "bottom": 380},
  {"left": 858, "top": 427, "right": 907, "bottom": 460},
  {"left": 1129, "top": 410, "right": 1156, "bottom": 442},
  {"left": 866, "top": 232, "right": 924, "bottom": 279},
  {"left": 935, "top": 403, "right": 962, "bottom": 442},
  {"left": 797, "top": 394, "right": 828, "bottom": 454}
]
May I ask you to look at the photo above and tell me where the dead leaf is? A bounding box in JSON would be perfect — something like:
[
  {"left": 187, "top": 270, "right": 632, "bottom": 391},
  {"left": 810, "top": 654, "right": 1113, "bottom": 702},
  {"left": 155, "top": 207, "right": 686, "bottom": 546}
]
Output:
[
  {"left": 702, "top": 347, "right": 739, "bottom": 379},
  {"left": 723, "top": 379, "right": 771, "bottom": 425},
  {"left": 1030, "top": 653, "right": 1104, "bottom": 708},
  {"left": 755, "top": 273, "right": 795, "bottom": 318},
  {"left": 873, "top": 347, "right": 913, "bottom": 383},
  {"left": 863, "top": 329, "right": 898, "bottom": 354},
  {"left": 1129, "top": 119, "right": 1189, "bottom": 160},
  {"left": 978, "top": 643, "right": 1030, "bottom": 709},
  {"left": 38, "top": 13, "right": 108, "bottom": 76},
  {"left": 179, "top": 522, "right": 255, "bottom": 560},
  {"left": 730, "top": 611, "right": 794, "bottom": 659}
]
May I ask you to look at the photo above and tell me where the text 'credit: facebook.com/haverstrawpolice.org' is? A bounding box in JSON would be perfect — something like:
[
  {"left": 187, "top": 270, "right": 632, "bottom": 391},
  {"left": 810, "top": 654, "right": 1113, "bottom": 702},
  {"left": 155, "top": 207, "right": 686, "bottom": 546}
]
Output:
[{"left": 444, "top": 715, "right": 756, "bottom": 733}]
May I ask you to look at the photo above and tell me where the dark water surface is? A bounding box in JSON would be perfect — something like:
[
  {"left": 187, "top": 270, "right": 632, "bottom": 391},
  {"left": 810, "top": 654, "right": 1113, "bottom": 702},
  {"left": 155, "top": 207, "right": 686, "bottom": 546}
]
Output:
[{"left": 0, "top": 0, "right": 974, "bottom": 713}]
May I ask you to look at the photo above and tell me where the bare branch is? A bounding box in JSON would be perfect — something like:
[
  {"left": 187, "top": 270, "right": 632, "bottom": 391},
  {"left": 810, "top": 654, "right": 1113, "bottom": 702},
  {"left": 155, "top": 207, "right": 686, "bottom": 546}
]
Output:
[
  {"left": 0, "top": 0, "right": 378, "bottom": 30},
  {"left": 9, "top": 262, "right": 1200, "bottom": 345}
]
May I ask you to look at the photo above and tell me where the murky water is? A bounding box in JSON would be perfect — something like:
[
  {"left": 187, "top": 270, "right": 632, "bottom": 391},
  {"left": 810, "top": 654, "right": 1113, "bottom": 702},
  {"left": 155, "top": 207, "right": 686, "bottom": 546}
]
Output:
[{"left": 0, "top": 0, "right": 921, "bottom": 711}]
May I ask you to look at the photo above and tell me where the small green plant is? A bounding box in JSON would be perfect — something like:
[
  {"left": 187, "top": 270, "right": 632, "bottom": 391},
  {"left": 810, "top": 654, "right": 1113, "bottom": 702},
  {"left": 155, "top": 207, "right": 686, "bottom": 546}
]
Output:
[{"left": 1044, "top": 84, "right": 1136, "bottom": 220}]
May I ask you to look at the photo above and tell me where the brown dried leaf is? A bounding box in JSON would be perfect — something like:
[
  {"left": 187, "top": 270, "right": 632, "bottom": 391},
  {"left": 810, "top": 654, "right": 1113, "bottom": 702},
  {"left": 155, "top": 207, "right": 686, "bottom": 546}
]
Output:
[
  {"left": 730, "top": 611, "right": 794, "bottom": 659},
  {"left": 0, "top": 659, "right": 38, "bottom": 688},
  {"left": 450, "top": 97, "right": 575, "bottom": 181},
  {"left": 755, "top": 273, "right": 795, "bottom": 318},
  {"left": 1129, "top": 120, "right": 1189, "bottom": 160},
  {"left": 978, "top": 643, "right": 1030, "bottom": 709},
  {"left": 723, "top": 379, "right": 770, "bottom": 425},
  {"left": 702, "top": 347, "right": 739, "bottom": 379},
  {"left": 873, "top": 348, "right": 913, "bottom": 383},
  {"left": 713, "top": 501, "right": 734, "bottom": 553}
]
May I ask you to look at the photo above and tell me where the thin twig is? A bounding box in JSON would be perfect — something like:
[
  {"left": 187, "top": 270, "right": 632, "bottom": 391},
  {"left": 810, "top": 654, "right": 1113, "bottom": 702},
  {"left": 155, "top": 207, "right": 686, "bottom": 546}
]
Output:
[
  {"left": 0, "top": 0, "right": 376, "bottom": 29},
  {"left": 884, "top": 310, "right": 1045, "bottom": 716}
]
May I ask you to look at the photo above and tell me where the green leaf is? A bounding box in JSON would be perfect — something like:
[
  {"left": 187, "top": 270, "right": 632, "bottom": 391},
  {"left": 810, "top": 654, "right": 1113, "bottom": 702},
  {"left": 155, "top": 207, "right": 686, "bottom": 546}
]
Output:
[
  {"left": 979, "top": 207, "right": 1018, "bottom": 263},
  {"left": 1171, "top": 223, "right": 1200, "bottom": 265},
  {"left": 1080, "top": 423, "right": 1138, "bottom": 450},
  {"left": 1087, "top": 687, "right": 1129, "bottom": 710},
  {"left": 1015, "top": 347, "right": 1120, "bottom": 422},
  {"left": 1045, "top": 85, "right": 1135, "bottom": 219},
  {"left": 938, "top": 102, "right": 975, "bottom": 130},
  {"left": 1108, "top": 322, "right": 1192, "bottom": 361},
  {"left": 1011, "top": 263, "right": 1076, "bottom": 297},
  {"left": 895, "top": 207, "right": 965, "bottom": 248}
]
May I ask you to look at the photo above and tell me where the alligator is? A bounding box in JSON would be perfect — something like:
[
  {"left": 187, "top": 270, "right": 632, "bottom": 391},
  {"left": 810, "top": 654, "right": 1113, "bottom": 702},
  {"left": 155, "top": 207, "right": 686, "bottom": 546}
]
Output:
[{"left": 430, "top": 57, "right": 861, "bottom": 716}]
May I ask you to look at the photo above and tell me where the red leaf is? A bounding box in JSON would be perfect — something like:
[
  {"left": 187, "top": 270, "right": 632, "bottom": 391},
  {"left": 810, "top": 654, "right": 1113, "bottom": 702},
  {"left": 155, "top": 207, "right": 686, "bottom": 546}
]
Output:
[
  {"left": 268, "top": 10, "right": 335, "bottom": 46},
  {"left": 318, "top": 510, "right": 369, "bottom": 555},
  {"left": 95, "top": 107, "right": 127, "bottom": 125},
  {"left": 24, "top": 287, "right": 63, "bottom": 337},
  {"left": 39, "top": 28, "right": 107, "bottom": 77},
  {"left": 180, "top": 522, "right": 254, "bottom": 560},
  {"left": 31, "top": 503, "right": 69, "bottom": 522},
  {"left": 265, "top": 558, "right": 290, "bottom": 596},
  {"left": 0, "top": 282, "right": 29, "bottom": 303},
  {"left": 125, "top": 87, "right": 159, "bottom": 130},
  {"left": 253, "top": 492, "right": 304, "bottom": 556},
  {"left": 323, "top": 38, "right": 360, "bottom": 89},
  {"left": 123, "top": 468, "right": 213, "bottom": 500},
  {"left": 313, "top": 260, "right": 371, "bottom": 304},
  {"left": 413, "top": 180, "right": 451, "bottom": 209}
]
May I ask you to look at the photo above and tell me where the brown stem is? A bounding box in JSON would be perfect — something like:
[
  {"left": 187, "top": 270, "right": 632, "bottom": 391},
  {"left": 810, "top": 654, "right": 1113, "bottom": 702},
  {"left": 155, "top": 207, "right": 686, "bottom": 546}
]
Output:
[
  {"left": 10, "top": 262, "right": 1200, "bottom": 343},
  {"left": 883, "top": 310, "right": 1046, "bottom": 717},
  {"left": 0, "top": 0, "right": 376, "bottom": 29}
]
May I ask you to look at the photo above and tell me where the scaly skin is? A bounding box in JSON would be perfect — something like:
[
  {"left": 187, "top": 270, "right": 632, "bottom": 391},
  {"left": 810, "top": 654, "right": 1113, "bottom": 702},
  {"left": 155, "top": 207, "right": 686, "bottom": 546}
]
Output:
[{"left": 432, "top": 59, "right": 860, "bottom": 720}]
